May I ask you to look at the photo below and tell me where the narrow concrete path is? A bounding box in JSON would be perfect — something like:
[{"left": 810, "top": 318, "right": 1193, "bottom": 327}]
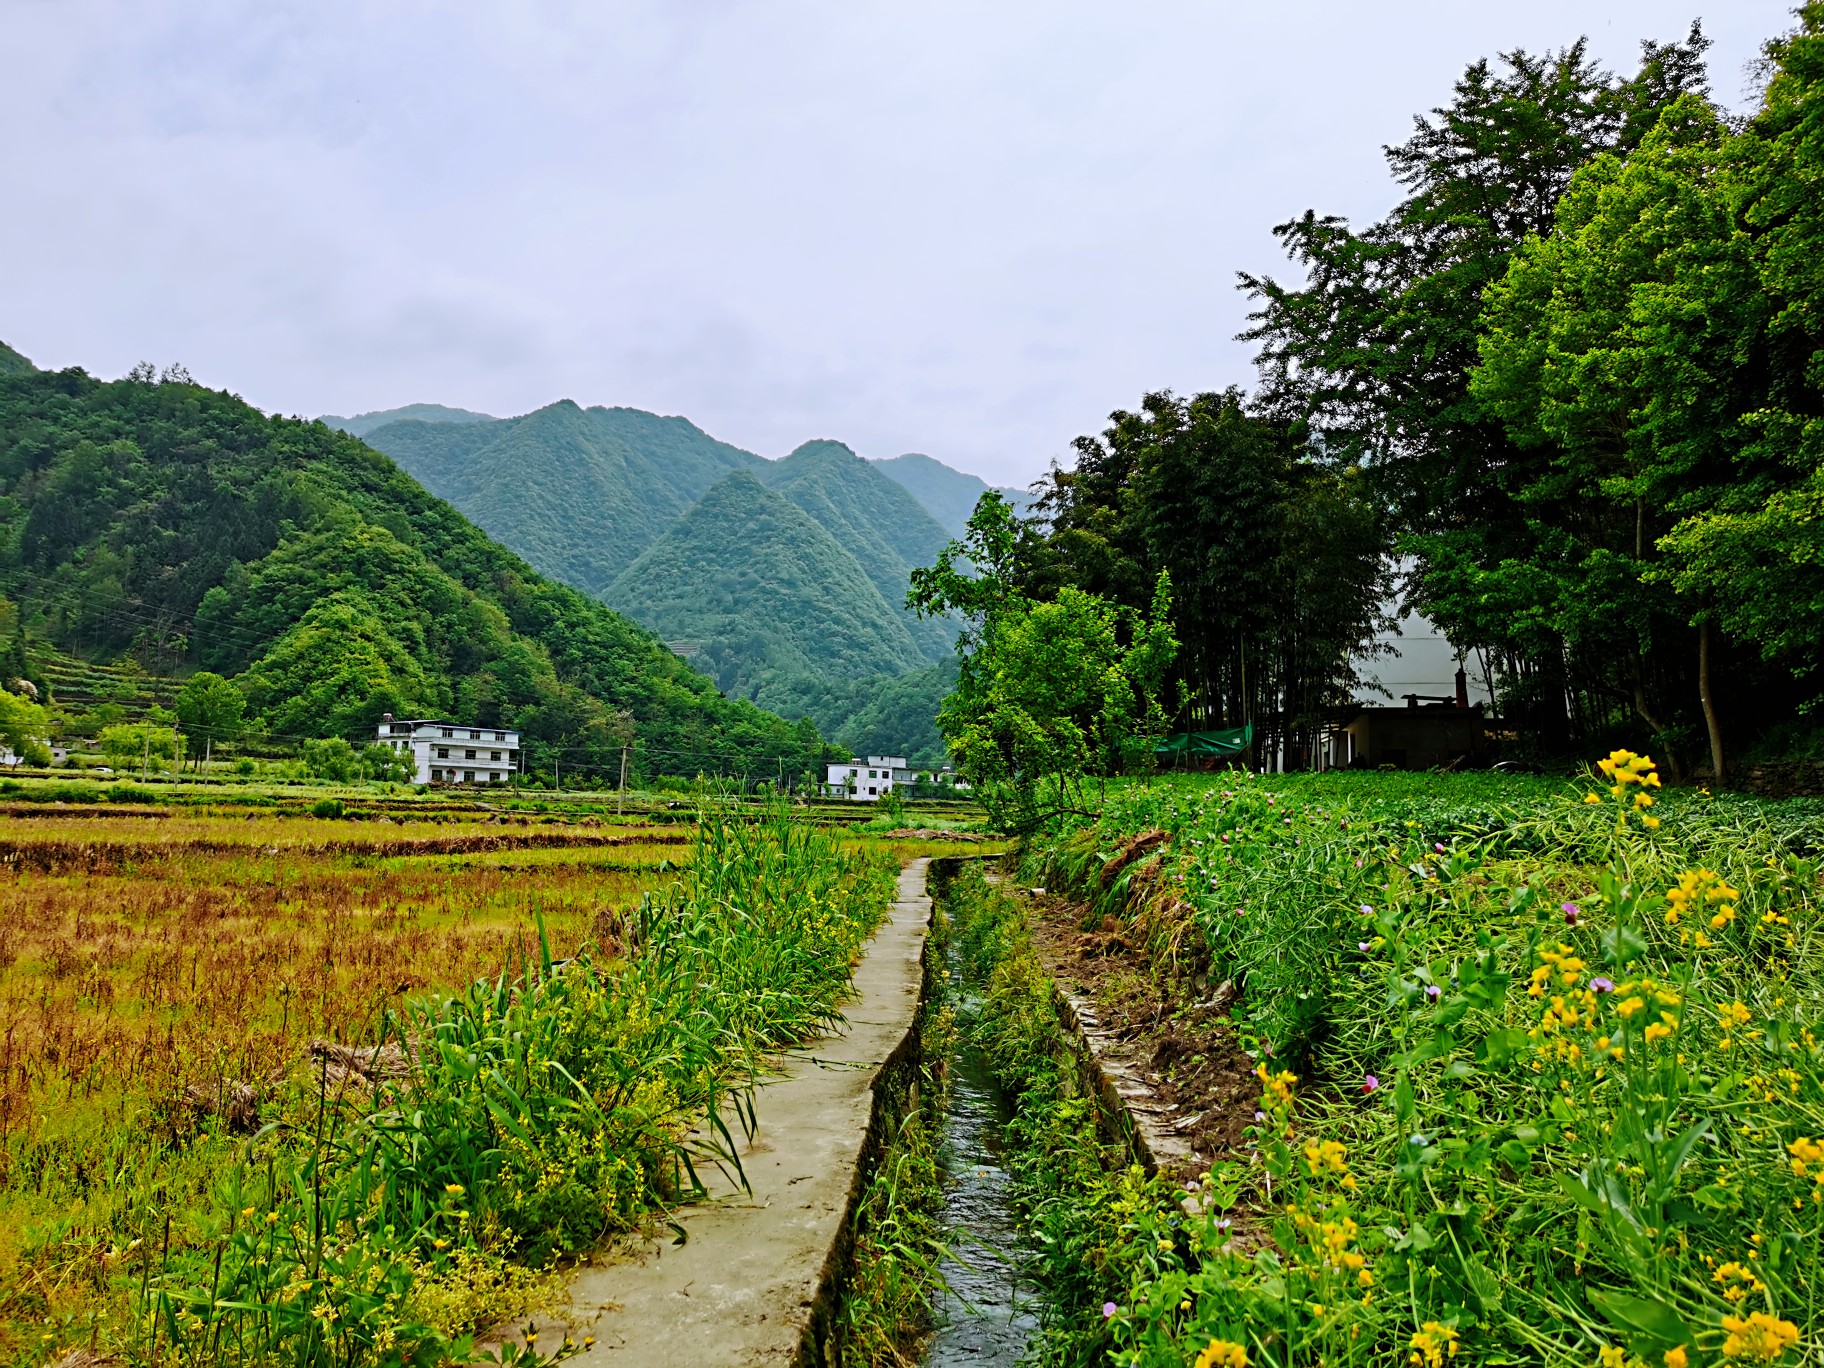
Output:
[{"left": 561, "top": 858, "right": 931, "bottom": 1367}]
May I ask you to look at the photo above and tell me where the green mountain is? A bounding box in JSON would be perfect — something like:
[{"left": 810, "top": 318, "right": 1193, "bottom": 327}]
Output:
[
  {"left": 760, "top": 659, "right": 956, "bottom": 765},
  {"left": 870, "top": 452, "right": 1030, "bottom": 539},
  {"left": 362, "top": 402, "right": 764, "bottom": 595},
  {"left": 351, "top": 405, "right": 965, "bottom": 763},
  {"left": 320, "top": 404, "right": 495, "bottom": 438},
  {"left": 0, "top": 369, "right": 825, "bottom": 780},
  {"left": 0, "top": 341, "right": 36, "bottom": 377},
  {"left": 604, "top": 472, "right": 927, "bottom": 700},
  {"left": 754, "top": 440, "right": 954, "bottom": 660}
]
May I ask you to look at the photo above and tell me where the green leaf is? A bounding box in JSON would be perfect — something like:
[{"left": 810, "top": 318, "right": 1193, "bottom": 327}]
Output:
[{"left": 1587, "top": 1288, "right": 1692, "bottom": 1346}]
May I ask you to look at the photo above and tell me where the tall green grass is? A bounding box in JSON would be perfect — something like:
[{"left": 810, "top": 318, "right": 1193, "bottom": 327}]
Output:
[
  {"left": 1029, "top": 767, "right": 1824, "bottom": 1367},
  {"left": 129, "top": 806, "right": 895, "bottom": 1368}
]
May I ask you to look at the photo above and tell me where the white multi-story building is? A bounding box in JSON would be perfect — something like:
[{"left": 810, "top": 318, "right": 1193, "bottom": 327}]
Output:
[
  {"left": 821, "top": 755, "right": 970, "bottom": 800},
  {"left": 376, "top": 716, "right": 519, "bottom": 785},
  {"left": 824, "top": 754, "right": 906, "bottom": 801}
]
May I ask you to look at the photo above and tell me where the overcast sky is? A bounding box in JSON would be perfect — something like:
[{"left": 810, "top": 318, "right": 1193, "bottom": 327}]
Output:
[{"left": 1, "top": 1, "right": 1796, "bottom": 487}]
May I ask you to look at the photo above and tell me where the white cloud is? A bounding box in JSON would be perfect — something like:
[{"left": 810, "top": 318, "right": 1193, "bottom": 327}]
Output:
[{"left": 0, "top": 0, "right": 1792, "bottom": 484}]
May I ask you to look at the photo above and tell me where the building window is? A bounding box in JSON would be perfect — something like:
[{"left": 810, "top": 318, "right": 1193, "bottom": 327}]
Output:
[
  {"left": 490, "top": 750, "right": 501, "bottom": 760},
  {"left": 495, "top": 731, "right": 506, "bottom": 741},
  {"left": 464, "top": 749, "right": 476, "bottom": 759},
  {"left": 437, "top": 748, "right": 449, "bottom": 759},
  {"left": 470, "top": 730, "right": 481, "bottom": 740},
  {"left": 868, "top": 786, "right": 877, "bottom": 796},
  {"left": 441, "top": 728, "right": 452, "bottom": 737},
  {"left": 464, "top": 771, "right": 475, "bottom": 782}
]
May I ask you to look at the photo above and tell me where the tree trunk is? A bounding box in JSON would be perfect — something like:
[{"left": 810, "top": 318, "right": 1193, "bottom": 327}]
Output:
[
  {"left": 1631, "top": 663, "right": 1682, "bottom": 784},
  {"left": 1699, "top": 618, "right": 1726, "bottom": 787}
]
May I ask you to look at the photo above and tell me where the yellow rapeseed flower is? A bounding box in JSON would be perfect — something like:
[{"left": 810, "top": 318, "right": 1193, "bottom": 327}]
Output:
[
  {"left": 1409, "top": 1322, "right": 1460, "bottom": 1368},
  {"left": 1721, "top": 1311, "right": 1798, "bottom": 1361},
  {"left": 1195, "top": 1339, "right": 1248, "bottom": 1368},
  {"left": 1666, "top": 1348, "right": 1688, "bottom": 1368},
  {"left": 1601, "top": 1347, "right": 1626, "bottom": 1368}
]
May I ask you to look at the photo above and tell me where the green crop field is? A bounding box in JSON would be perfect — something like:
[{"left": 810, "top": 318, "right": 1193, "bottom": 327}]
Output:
[{"left": 966, "top": 764, "right": 1824, "bottom": 1367}]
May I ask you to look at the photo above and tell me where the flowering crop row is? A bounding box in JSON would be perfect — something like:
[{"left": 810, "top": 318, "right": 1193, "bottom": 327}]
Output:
[{"left": 1031, "top": 762, "right": 1824, "bottom": 1367}]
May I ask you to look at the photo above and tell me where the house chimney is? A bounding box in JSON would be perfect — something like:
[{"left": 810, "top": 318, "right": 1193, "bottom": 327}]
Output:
[
  {"left": 1454, "top": 669, "right": 1469, "bottom": 710},
  {"left": 383, "top": 712, "right": 394, "bottom": 722}
]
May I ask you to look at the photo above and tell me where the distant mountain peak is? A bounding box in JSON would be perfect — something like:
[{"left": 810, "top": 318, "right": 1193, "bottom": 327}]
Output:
[{"left": 320, "top": 403, "right": 496, "bottom": 438}]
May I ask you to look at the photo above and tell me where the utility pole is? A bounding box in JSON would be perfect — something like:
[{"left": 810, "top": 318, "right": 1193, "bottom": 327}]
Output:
[
  {"left": 618, "top": 744, "right": 629, "bottom": 818},
  {"left": 554, "top": 754, "right": 560, "bottom": 793},
  {"left": 141, "top": 726, "right": 150, "bottom": 781},
  {"left": 171, "top": 714, "right": 180, "bottom": 782}
]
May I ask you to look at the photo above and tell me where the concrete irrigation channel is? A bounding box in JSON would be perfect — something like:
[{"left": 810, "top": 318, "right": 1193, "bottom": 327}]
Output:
[
  {"left": 559, "top": 859, "right": 935, "bottom": 1367},
  {"left": 552, "top": 855, "right": 1199, "bottom": 1367}
]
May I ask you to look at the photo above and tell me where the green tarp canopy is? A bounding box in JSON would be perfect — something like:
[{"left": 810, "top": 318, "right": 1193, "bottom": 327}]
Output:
[{"left": 1154, "top": 724, "right": 1253, "bottom": 759}]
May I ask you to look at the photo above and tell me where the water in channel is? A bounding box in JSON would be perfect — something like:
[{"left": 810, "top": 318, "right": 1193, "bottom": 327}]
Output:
[{"left": 924, "top": 949, "right": 1040, "bottom": 1366}]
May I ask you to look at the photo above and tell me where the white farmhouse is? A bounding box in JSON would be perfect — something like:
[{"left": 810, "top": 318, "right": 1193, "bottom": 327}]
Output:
[
  {"left": 823, "top": 754, "right": 907, "bottom": 801},
  {"left": 376, "top": 715, "right": 519, "bottom": 785}
]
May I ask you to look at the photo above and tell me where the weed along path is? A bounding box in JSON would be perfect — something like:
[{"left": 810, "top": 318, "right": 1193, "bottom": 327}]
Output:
[{"left": 562, "top": 858, "right": 933, "bottom": 1366}]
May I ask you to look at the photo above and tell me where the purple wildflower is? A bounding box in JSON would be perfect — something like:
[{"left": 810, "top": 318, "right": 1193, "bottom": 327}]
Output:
[
  {"left": 1563, "top": 902, "right": 1580, "bottom": 925},
  {"left": 1362, "top": 1074, "right": 1379, "bottom": 1093},
  {"left": 1591, "top": 976, "right": 1615, "bottom": 993},
  {"left": 1358, "top": 940, "right": 1371, "bottom": 952},
  {"left": 1425, "top": 984, "right": 1442, "bottom": 1001},
  {"left": 1103, "top": 1302, "right": 1118, "bottom": 1319}
]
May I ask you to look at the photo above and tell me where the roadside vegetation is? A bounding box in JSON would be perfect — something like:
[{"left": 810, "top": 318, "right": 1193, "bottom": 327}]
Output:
[
  {"left": 0, "top": 798, "right": 994, "bottom": 1368},
  {"left": 991, "top": 764, "right": 1824, "bottom": 1366}
]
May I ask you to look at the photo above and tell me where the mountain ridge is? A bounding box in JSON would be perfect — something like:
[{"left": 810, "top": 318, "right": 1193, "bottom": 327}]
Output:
[{"left": 0, "top": 368, "right": 826, "bottom": 779}]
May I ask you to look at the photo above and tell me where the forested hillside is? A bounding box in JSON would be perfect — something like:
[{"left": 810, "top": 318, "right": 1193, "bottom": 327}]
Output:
[
  {"left": 870, "top": 451, "right": 1030, "bottom": 539},
  {"left": 362, "top": 401, "right": 764, "bottom": 596},
  {"left": 320, "top": 404, "right": 495, "bottom": 438},
  {"left": 358, "top": 407, "right": 961, "bottom": 759},
  {"left": 0, "top": 341, "right": 35, "bottom": 377},
  {"left": 604, "top": 471, "right": 929, "bottom": 695},
  {"left": 756, "top": 440, "right": 954, "bottom": 660},
  {"left": 0, "top": 368, "right": 827, "bottom": 780}
]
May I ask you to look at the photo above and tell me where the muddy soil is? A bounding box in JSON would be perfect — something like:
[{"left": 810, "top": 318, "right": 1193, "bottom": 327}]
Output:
[{"left": 1019, "top": 888, "right": 1259, "bottom": 1182}]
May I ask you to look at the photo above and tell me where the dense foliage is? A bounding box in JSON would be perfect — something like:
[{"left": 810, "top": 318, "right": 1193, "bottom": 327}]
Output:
[
  {"left": 1030, "top": 767, "right": 1824, "bottom": 1366},
  {"left": 868, "top": 451, "right": 1032, "bottom": 540},
  {"left": 912, "top": 495, "right": 1178, "bottom": 830},
  {"left": 363, "top": 400, "right": 763, "bottom": 598},
  {"left": 605, "top": 471, "right": 930, "bottom": 697},
  {"left": 1241, "top": 15, "right": 1824, "bottom": 773},
  {"left": 1018, "top": 388, "right": 1389, "bottom": 765},
  {"left": 0, "top": 368, "right": 826, "bottom": 778}
]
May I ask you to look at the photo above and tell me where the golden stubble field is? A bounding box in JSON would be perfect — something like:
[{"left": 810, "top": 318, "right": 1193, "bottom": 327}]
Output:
[{"left": 0, "top": 799, "right": 992, "bottom": 1359}]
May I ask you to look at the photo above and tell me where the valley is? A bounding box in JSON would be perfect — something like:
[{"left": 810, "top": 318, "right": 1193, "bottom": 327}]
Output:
[{"left": 340, "top": 401, "right": 1025, "bottom": 764}]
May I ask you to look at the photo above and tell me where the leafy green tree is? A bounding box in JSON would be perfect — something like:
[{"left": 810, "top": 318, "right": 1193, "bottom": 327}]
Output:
[
  {"left": 1022, "top": 391, "right": 1389, "bottom": 761},
  {"left": 911, "top": 495, "right": 1177, "bottom": 831},
  {"left": 0, "top": 687, "right": 51, "bottom": 766},
  {"left": 357, "top": 742, "right": 416, "bottom": 784},
  {"left": 1241, "top": 26, "right": 1712, "bottom": 750},
  {"left": 1655, "top": 6, "right": 1824, "bottom": 722},
  {"left": 99, "top": 721, "right": 174, "bottom": 771},
  {"left": 302, "top": 737, "right": 359, "bottom": 783},
  {"left": 174, "top": 670, "right": 247, "bottom": 763},
  {"left": 1471, "top": 96, "right": 1756, "bottom": 778}
]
